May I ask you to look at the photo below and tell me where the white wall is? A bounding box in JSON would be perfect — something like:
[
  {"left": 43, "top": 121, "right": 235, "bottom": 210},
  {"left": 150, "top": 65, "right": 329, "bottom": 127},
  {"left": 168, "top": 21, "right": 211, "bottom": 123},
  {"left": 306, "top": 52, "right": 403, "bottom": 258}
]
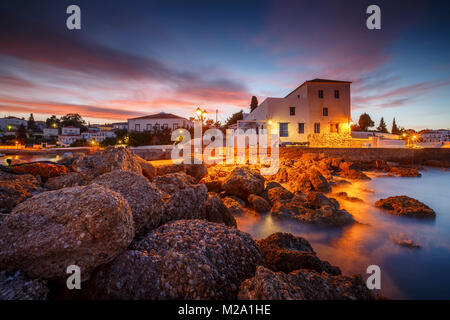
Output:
[{"left": 128, "top": 118, "right": 192, "bottom": 132}]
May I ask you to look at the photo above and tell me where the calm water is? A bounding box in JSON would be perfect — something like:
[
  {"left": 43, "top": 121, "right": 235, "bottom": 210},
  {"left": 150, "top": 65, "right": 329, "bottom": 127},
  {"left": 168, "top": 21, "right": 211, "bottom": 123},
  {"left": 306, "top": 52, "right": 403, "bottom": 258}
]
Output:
[
  {"left": 236, "top": 168, "right": 450, "bottom": 299},
  {"left": 0, "top": 154, "right": 60, "bottom": 166}
]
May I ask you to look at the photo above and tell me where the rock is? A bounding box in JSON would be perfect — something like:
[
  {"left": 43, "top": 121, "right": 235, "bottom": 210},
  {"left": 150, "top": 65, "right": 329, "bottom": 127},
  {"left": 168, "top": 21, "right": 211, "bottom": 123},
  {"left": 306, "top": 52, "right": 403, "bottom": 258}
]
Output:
[
  {"left": 87, "top": 219, "right": 264, "bottom": 299},
  {"left": 374, "top": 195, "right": 435, "bottom": 218},
  {"left": 0, "top": 171, "right": 39, "bottom": 213},
  {"left": 334, "top": 191, "right": 363, "bottom": 202},
  {"left": 152, "top": 172, "right": 195, "bottom": 193},
  {"left": 0, "top": 184, "right": 134, "bottom": 279},
  {"left": 184, "top": 163, "right": 208, "bottom": 183},
  {"left": 222, "top": 167, "right": 265, "bottom": 199},
  {"left": 271, "top": 192, "right": 355, "bottom": 226},
  {"left": 238, "top": 266, "right": 376, "bottom": 300},
  {"left": 248, "top": 194, "right": 271, "bottom": 213},
  {"left": 390, "top": 234, "right": 421, "bottom": 249},
  {"left": 256, "top": 233, "right": 341, "bottom": 275},
  {"left": 44, "top": 172, "right": 87, "bottom": 190},
  {"left": 10, "top": 163, "right": 68, "bottom": 181},
  {"left": 308, "top": 168, "right": 331, "bottom": 193},
  {"left": 388, "top": 167, "right": 421, "bottom": 177},
  {"left": 204, "top": 179, "right": 223, "bottom": 193},
  {"left": 338, "top": 161, "right": 370, "bottom": 180},
  {"left": 93, "top": 170, "right": 164, "bottom": 236},
  {"left": 136, "top": 157, "right": 157, "bottom": 180},
  {"left": 205, "top": 195, "right": 237, "bottom": 227},
  {"left": 0, "top": 270, "right": 49, "bottom": 300},
  {"left": 155, "top": 172, "right": 209, "bottom": 224},
  {"left": 155, "top": 163, "right": 185, "bottom": 176},
  {"left": 71, "top": 146, "right": 143, "bottom": 179},
  {"left": 222, "top": 196, "right": 246, "bottom": 216},
  {"left": 266, "top": 186, "right": 295, "bottom": 205}
]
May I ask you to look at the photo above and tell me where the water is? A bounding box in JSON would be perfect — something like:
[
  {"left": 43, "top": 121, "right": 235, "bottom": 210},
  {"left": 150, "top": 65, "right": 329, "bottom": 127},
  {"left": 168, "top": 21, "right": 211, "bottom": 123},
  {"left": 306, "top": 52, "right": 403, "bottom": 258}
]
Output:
[
  {"left": 0, "top": 154, "right": 60, "bottom": 166},
  {"left": 236, "top": 168, "right": 450, "bottom": 299}
]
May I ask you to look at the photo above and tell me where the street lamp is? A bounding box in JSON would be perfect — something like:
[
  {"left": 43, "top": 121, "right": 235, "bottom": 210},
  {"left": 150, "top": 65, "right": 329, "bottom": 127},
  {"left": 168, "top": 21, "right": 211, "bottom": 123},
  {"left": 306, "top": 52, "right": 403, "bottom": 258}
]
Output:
[{"left": 195, "top": 107, "right": 202, "bottom": 118}]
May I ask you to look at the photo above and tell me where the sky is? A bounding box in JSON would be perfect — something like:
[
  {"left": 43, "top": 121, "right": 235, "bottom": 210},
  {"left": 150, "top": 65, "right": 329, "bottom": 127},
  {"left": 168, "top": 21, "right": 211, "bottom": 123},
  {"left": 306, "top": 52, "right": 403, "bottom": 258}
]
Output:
[{"left": 0, "top": 0, "right": 449, "bottom": 130}]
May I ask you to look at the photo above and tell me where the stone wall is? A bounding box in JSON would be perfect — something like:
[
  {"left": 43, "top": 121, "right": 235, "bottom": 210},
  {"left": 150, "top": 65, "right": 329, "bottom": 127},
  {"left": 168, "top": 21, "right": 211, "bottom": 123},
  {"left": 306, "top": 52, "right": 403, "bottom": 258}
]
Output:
[{"left": 280, "top": 147, "right": 450, "bottom": 165}]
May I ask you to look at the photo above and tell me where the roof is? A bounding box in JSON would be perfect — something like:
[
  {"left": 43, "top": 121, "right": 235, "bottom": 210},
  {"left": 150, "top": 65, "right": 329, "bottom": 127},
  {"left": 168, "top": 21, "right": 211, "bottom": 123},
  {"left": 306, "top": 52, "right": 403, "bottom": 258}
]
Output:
[
  {"left": 285, "top": 78, "right": 352, "bottom": 98},
  {"left": 129, "top": 112, "right": 187, "bottom": 121}
]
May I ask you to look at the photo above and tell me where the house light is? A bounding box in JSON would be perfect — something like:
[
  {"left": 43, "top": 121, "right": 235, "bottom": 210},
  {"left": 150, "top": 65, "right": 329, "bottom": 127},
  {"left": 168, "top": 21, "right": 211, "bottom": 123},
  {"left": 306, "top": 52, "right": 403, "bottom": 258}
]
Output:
[
  {"left": 7, "top": 125, "right": 12, "bottom": 131},
  {"left": 268, "top": 120, "right": 272, "bottom": 125},
  {"left": 349, "top": 121, "right": 354, "bottom": 125}
]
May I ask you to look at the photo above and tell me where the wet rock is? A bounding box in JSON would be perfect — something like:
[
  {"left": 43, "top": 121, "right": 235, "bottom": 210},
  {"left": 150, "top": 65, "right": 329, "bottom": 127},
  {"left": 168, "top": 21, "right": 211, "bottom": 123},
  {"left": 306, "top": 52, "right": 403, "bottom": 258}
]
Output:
[
  {"left": 0, "top": 270, "right": 49, "bottom": 300},
  {"left": 222, "top": 167, "right": 265, "bottom": 199},
  {"left": 44, "top": 172, "right": 87, "bottom": 190},
  {"left": 390, "top": 234, "right": 421, "bottom": 249},
  {"left": 222, "top": 196, "right": 246, "bottom": 216},
  {"left": 71, "top": 146, "right": 143, "bottom": 179},
  {"left": 266, "top": 186, "right": 295, "bottom": 205},
  {"left": 10, "top": 163, "right": 68, "bottom": 181},
  {"left": 87, "top": 219, "right": 263, "bottom": 299},
  {"left": 0, "top": 171, "right": 39, "bottom": 213},
  {"left": 271, "top": 192, "right": 355, "bottom": 226},
  {"left": 93, "top": 170, "right": 164, "bottom": 236},
  {"left": 334, "top": 191, "right": 363, "bottom": 202},
  {"left": 248, "top": 194, "right": 271, "bottom": 213},
  {"left": 256, "top": 233, "right": 341, "bottom": 275},
  {"left": 0, "top": 184, "right": 134, "bottom": 279},
  {"left": 205, "top": 195, "right": 237, "bottom": 227},
  {"left": 375, "top": 195, "right": 435, "bottom": 218},
  {"left": 388, "top": 167, "right": 421, "bottom": 177},
  {"left": 308, "top": 168, "right": 331, "bottom": 193},
  {"left": 238, "top": 266, "right": 376, "bottom": 300},
  {"left": 338, "top": 161, "right": 370, "bottom": 180}
]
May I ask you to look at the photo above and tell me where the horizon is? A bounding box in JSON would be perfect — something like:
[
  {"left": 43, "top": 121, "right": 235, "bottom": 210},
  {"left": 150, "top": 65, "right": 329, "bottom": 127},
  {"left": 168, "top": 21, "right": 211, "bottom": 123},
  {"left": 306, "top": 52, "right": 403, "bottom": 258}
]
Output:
[{"left": 1, "top": 0, "right": 450, "bottom": 130}]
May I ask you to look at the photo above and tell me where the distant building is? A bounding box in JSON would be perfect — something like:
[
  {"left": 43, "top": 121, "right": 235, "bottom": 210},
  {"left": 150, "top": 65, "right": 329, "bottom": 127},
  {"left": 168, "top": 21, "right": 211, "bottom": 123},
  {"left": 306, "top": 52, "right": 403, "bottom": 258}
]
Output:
[
  {"left": 43, "top": 128, "right": 59, "bottom": 138},
  {"left": 0, "top": 116, "right": 27, "bottom": 131},
  {"left": 420, "top": 129, "right": 450, "bottom": 143},
  {"left": 128, "top": 112, "right": 193, "bottom": 132},
  {"left": 112, "top": 122, "right": 128, "bottom": 130},
  {"left": 242, "top": 79, "right": 352, "bottom": 144},
  {"left": 58, "top": 126, "right": 81, "bottom": 146},
  {"left": 82, "top": 130, "right": 116, "bottom": 142}
]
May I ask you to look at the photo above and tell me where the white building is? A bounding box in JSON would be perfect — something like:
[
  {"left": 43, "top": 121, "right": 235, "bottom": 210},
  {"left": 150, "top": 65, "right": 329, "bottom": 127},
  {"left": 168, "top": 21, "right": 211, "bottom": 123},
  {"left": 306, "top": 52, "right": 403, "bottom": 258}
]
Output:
[
  {"left": 58, "top": 126, "right": 81, "bottom": 146},
  {"left": 242, "top": 79, "right": 352, "bottom": 143},
  {"left": 128, "top": 112, "right": 193, "bottom": 132},
  {"left": 43, "top": 128, "right": 59, "bottom": 138},
  {"left": 112, "top": 122, "right": 128, "bottom": 130},
  {"left": 0, "top": 116, "right": 27, "bottom": 131},
  {"left": 82, "top": 130, "right": 116, "bottom": 142},
  {"left": 420, "top": 129, "right": 450, "bottom": 143}
]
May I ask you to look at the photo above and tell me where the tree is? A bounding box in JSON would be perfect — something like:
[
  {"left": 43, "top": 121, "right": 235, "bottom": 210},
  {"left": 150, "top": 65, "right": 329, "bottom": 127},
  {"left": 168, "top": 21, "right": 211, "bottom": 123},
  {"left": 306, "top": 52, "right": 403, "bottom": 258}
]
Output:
[
  {"left": 27, "top": 113, "right": 37, "bottom": 132},
  {"left": 377, "top": 117, "right": 388, "bottom": 133},
  {"left": 45, "top": 115, "right": 60, "bottom": 129},
  {"left": 60, "top": 113, "right": 87, "bottom": 132},
  {"left": 16, "top": 124, "right": 27, "bottom": 144},
  {"left": 358, "top": 113, "right": 375, "bottom": 131},
  {"left": 391, "top": 118, "right": 400, "bottom": 134},
  {"left": 225, "top": 110, "right": 244, "bottom": 128},
  {"left": 250, "top": 96, "right": 258, "bottom": 112}
]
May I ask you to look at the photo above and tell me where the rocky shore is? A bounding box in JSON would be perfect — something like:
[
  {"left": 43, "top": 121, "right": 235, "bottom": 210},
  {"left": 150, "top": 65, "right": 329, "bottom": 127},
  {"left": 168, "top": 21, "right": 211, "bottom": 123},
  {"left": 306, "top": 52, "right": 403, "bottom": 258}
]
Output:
[{"left": 1, "top": 147, "right": 429, "bottom": 300}]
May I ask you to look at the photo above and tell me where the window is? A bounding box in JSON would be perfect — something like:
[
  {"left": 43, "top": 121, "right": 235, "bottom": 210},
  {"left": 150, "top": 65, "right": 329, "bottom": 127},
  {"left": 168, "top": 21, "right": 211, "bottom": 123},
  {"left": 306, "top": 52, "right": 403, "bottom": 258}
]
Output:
[
  {"left": 290, "top": 107, "right": 296, "bottom": 116},
  {"left": 334, "top": 90, "right": 340, "bottom": 99},
  {"left": 173, "top": 123, "right": 179, "bottom": 130},
  {"left": 330, "top": 123, "right": 339, "bottom": 133},
  {"left": 279, "top": 123, "right": 289, "bottom": 137},
  {"left": 135, "top": 124, "right": 140, "bottom": 131},
  {"left": 162, "top": 123, "right": 168, "bottom": 130},
  {"left": 318, "top": 90, "right": 323, "bottom": 99},
  {"left": 146, "top": 124, "right": 152, "bottom": 131},
  {"left": 314, "top": 123, "right": 320, "bottom": 134},
  {"left": 323, "top": 108, "right": 328, "bottom": 116},
  {"left": 298, "top": 123, "right": 304, "bottom": 134},
  {"left": 154, "top": 123, "right": 160, "bottom": 131}
]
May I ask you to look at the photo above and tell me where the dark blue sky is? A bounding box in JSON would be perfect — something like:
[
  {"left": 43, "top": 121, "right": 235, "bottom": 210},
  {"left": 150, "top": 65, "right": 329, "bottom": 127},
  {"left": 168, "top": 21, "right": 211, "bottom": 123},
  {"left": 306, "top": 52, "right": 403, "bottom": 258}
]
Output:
[{"left": 1, "top": 0, "right": 449, "bottom": 129}]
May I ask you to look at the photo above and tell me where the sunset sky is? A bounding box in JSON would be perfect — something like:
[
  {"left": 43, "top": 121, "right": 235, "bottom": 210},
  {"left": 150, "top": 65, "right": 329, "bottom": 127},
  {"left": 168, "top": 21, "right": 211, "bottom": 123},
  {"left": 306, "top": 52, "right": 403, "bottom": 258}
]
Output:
[{"left": 1, "top": 0, "right": 449, "bottom": 130}]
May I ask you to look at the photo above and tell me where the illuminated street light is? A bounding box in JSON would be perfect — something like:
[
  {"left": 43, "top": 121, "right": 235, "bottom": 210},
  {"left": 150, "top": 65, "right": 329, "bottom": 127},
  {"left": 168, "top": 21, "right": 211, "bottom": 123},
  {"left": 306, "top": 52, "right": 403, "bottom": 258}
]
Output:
[
  {"left": 195, "top": 107, "right": 202, "bottom": 118},
  {"left": 202, "top": 110, "right": 208, "bottom": 120}
]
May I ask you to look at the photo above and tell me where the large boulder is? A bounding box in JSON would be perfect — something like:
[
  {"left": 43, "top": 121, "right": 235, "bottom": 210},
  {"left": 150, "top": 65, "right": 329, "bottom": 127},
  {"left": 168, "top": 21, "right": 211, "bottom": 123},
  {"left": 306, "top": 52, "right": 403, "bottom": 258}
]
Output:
[
  {"left": 256, "top": 233, "right": 341, "bottom": 275},
  {"left": 374, "top": 195, "right": 435, "bottom": 218},
  {"left": 271, "top": 192, "right": 355, "bottom": 226},
  {"left": 238, "top": 266, "right": 376, "bottom": 300},
  {"left": 71, "top": 147, "right": 143, "bottom": 179},
  {"left": 205, "top": 195, "right": 237, "bottom": 227},
  {"left": 307, "top": 168, "right": 331, "bottom": 193},
  {"left": 93, "top": 170, "right": 164, "bottom": 236},
  {"left": 136, "top": 157, "right": 157, "bottom": 180},
  {"left": 222, "top": 167, "right": 265, "bottom": 199},
  {"left": 10, "top": 163, "right": 68, "bottom": 181},
  {"left": 87, "top": 219, "right": 264, "bottom": 299},
  {"left": 183, "top": 163, "right": 208, "bottom": 183},
  {"left": 248, "top": 194, "right": 271, "bottom": 213},
  {"left": 44, "top": 172, "right": 87, "bottom": 190},
  {"left": 0, "top": 171, "right": 39, "bottom": 213},
  {"left": 222, "top": 196, "right": 246, "bottom": 216},
  {"left": 0, "top": 270, "right": 49, "bottom": 300},
  {"left": 153, "top": 172, "right": 209, "bottom": 224},
  {"left": 0, "top": 184, "right": 134, "bottom": 279}
]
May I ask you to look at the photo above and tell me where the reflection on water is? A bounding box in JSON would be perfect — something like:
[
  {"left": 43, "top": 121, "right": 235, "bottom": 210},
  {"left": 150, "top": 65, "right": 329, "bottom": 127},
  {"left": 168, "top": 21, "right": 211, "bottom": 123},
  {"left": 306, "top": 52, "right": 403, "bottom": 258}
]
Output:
[
  {"left": 0, "top": 154, "right": 59, "bottom": 166},
  {"left": 236, "top": 168, "right": 450, "bottom": 299}
]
